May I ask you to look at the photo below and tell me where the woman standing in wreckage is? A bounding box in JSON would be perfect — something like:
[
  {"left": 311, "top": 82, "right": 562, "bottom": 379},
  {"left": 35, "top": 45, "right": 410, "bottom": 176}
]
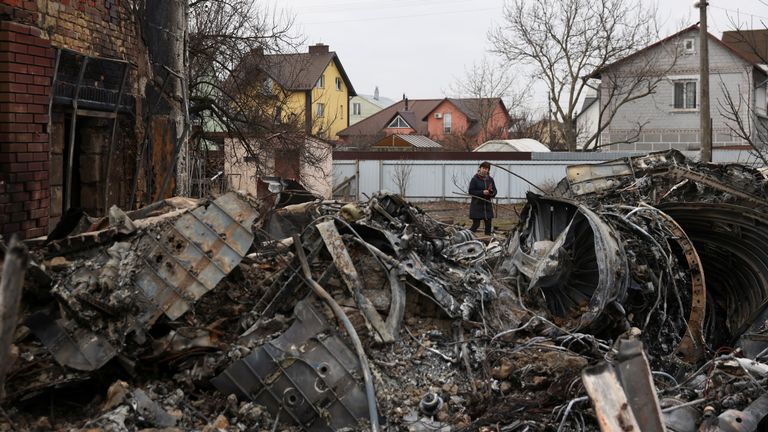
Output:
[{"left": 468, "top": 161, "right": 497, "bottom": 235}]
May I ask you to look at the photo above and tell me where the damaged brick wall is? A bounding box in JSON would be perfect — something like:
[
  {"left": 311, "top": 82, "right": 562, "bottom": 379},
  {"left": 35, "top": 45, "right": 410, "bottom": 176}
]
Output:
[
  {"left": 0, "top": 17, "right": 53, "bottom": 240},
  {"left": 39, "top": 0, "right": 137, "bottom": 58},
  {"left": 0, "top": 0, "right": 143, "bottom": 240}
]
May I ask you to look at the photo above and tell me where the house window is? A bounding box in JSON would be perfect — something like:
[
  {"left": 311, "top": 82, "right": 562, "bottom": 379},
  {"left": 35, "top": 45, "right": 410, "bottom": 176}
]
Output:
[
  {"left": 387, "top": 116, "right": 409, "bottom": 128},
  {"left": 353, "top": 102, "right": 361, "bottom": 115},
  {"left": 317, "top": 75, "right": 325, "bottom": 88},
  {"left": 683, "top": 38, "right": 695, "bottom": 54},
  {"left": 443, "top": 113, "right": 452, "bottom": 133},
  {"left": 335, "top": 77, "right": 342, "bottom": 91},
  {"left": 316, "top": 103, "right": 325, "bottom": 117},
  {"left": 263, "top": 77, "right": 274, "bottom": 94},
  {"left": 674, "top": 81, "right": 697, "bottom": 109}
]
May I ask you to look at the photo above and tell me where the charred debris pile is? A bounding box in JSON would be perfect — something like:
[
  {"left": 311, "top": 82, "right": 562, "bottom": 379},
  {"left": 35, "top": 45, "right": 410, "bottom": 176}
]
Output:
[{"left": 3, "top": 150, "right": 768, "bottom": 431}]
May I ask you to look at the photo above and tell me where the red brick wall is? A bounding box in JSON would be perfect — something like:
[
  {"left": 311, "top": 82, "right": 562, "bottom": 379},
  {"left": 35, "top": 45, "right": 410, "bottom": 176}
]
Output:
[
  {"left": 0, "top": 0, "right": 140, "bottom": 239},
  {"left": 0, "top": 19, "right": 52, "bottom": 240}
]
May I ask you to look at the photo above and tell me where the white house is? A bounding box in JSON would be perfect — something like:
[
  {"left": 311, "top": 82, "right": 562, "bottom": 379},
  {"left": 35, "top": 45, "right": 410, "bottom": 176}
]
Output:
[
  {"left": 349, "top": 86, "right": 395, "bottom": 125},
  {"left": 591, "top": 25, "right": 768, "bottom": 152}
]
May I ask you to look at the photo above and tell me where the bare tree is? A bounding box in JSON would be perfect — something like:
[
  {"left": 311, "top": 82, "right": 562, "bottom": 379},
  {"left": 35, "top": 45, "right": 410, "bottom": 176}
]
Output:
[
  {"left": 392, "top": 163, "right": 413, "bottom": 198},
  {"left": 716, "top": 15, "right": 768, "bottom": 165},
  {"left": 717, "top": 76, "right": 768, "bottom": 166},
  {"left": 445, "top": 57, "right": 530, "bottom": 150},
  {"left": 489, "top": 0, "right": 673, "bottom": 151},
  {"left": 187, "top": 0, "right": 334, "bottom": 187}
]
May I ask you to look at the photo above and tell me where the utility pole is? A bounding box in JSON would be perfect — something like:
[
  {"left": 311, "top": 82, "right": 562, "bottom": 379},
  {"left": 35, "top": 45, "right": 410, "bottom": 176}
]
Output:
[{"left": 697, "top": 1, "right": 712, "bottom": 162}]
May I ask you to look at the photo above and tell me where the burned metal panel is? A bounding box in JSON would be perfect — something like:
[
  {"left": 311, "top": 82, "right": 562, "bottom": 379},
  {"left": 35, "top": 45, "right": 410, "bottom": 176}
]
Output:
[
  {"left": 566, "top": 159, "right": 635, "bottom": 195},
  {"left": 613, "top": 340, "right": 665, "bottom": 432},
  {"left": 26, "top": 312, "right": 117, "bottom": 372},
  {"left": 582, "top": 362, "right": 641, "bottom": 432},
  {"left": 212, "top": 300, "right": 369, "bottom": 431},
  {"left": 135, "top": 192, "right": 258, "bottom": 321},
  {"left": 316, "top": 220, "right": 405, "bottom": 343},
  {"left": 660, "top": 202, "right": 768, "bottom": 356},
  {"left": 40, "top": 193, "right": 257, "bottom": 372},
  {"left": 584, "top": 340, "right": 664, "bottom": 432},
  {"left": 654, "top": 210, "right": 707, "bottom": 362},
  {"left": 565, "top": 151, "right": 685, "bottom": 196},
  {"left": 718, "top": 393, "right": 768, "bottom": 432}
]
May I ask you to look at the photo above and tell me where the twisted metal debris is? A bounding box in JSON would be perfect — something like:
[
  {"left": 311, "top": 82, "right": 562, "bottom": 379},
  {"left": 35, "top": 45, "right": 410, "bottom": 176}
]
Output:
[{"left": 3, "top": 150, "right": 768, "bottom": 431}]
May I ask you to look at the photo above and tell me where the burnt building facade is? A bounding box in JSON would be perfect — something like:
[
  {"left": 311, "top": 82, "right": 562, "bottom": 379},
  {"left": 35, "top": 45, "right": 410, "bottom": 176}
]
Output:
[{"left": 0, "top": 0, "right": 187, "bottom": 240}]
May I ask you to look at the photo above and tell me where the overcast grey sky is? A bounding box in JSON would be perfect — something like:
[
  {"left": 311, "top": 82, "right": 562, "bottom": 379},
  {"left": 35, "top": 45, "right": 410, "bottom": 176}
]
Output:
[{"left": 278, "top": 0, "right": 768, "bottom": 110}]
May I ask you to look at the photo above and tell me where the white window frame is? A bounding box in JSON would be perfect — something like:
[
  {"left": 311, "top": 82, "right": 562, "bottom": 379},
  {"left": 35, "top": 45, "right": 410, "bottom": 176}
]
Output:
[
  {"left": 683, "top": 38, "right": 695, "bottom": 54},
  {"left": 353, "top": 102, "right": 361, "bottom": 116},
  {"left": 672, "top": 79, "right": 698, "bottom": 110},
  {"left": 335, "top": 77, "right": 342, "bottom": 91},
  {"left": 443, "top": 112, "right": 452, "bottom": 133},
  {"left": 316, "top": 102, "right": 325, "bottom": 118},
  {"left": 386, "top": 116, "right": 409, "bottom": 128},
  {"left": 317, "top": 75, "right": 325, "bottom": 89}
]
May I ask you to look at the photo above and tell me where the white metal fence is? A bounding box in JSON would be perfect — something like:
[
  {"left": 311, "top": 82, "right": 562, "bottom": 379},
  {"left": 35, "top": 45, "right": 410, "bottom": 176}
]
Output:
[{"left": 332, "top": 150, "right": 757, "bottom": 203}]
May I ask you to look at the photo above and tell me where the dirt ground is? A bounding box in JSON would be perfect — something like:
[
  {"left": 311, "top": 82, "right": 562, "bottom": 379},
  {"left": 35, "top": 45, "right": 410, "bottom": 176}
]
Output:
[{"left": 413, "top": 200, "right": 523, "bottom": 234}]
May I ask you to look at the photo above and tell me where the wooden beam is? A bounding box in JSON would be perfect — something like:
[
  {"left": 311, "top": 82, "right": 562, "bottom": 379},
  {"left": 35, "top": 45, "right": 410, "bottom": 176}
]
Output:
[{"left": 0, "top": 237, "right": 28, "bottom": 399}]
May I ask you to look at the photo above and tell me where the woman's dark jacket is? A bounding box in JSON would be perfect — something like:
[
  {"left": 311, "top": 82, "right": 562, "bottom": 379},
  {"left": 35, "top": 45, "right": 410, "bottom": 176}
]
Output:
[{"left": 468, "top": 173, "right": 497, "bottom": 219}]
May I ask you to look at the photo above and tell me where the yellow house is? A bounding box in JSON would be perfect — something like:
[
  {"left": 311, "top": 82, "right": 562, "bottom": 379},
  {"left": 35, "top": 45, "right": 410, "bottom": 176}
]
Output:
[{"left": 258, "top": 43, "right": 357, "bottom": 140}]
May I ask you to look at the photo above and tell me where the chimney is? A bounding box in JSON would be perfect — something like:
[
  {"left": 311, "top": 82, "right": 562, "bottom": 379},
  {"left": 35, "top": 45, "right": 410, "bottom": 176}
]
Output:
[
  {"left": 374, "top": 86, "right": 379, "bottom": 100},
  {"left": 403, "top": 94, "right": 408, "bottom": 111},
  {"left": 250, "top": 46, "right": 264, "bottom": 57},
  {"left": 308, "top": 43, "right": 329, "bottom": 54}
]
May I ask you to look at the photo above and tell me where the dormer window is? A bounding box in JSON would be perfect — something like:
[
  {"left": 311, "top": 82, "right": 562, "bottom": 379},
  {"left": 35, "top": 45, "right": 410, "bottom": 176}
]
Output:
[{"left": 387, "top": 116, "right": 409, "bottom": 128}]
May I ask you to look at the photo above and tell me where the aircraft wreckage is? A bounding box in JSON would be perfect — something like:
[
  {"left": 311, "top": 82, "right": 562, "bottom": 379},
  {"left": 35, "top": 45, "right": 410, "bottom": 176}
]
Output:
[{"left": 2, "top": 149, "right": 768, "bottom": 431}]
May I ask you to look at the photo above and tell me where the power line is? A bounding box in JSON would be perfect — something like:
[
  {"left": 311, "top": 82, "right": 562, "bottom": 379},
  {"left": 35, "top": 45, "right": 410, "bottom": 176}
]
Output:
[
  {"left": 290, "top": 0, "right": 495, "bottom": 13},
  {"left": 709, "top": 5, "right": 768, "bottom": 21},
  {"left": 302, "top": 6, "right": 500, "bottom": 25}
]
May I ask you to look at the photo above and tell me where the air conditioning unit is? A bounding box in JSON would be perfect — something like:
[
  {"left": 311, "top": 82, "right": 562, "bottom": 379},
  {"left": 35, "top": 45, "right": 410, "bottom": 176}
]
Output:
[{"left": 434, "top": 113, "right": 443, "bottom": 119}]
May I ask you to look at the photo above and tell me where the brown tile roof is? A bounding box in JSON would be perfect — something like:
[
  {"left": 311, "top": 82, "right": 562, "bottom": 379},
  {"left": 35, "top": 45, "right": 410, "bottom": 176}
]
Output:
[
  {"left": 231, "top": 48, "right": 356, "bottom": 95},
  {"left": 338, "top": 99, "right": 442, "bottom": 136},
  {"left": 722, "top": 30, "right": 768, "bottom": 65},
  {"left": 393, "top": 111, "right": 418, "bottom": 129}
]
